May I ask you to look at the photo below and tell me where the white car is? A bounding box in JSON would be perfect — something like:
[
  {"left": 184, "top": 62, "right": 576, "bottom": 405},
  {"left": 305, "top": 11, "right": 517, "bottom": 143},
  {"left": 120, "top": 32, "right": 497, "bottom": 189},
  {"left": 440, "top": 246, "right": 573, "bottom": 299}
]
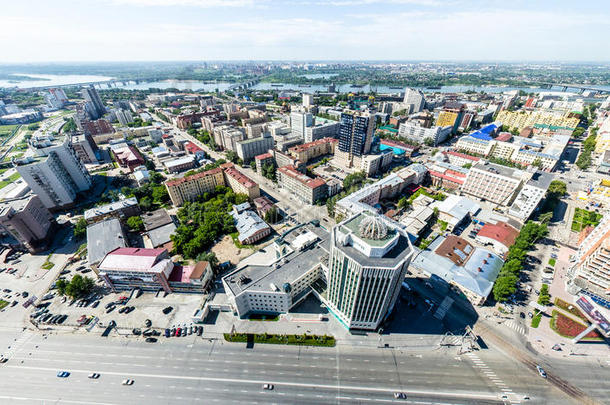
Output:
[
  {"left": 262, "top": 383, "right": 274, "bottom": 390},
  {"left": 122, "top": 379, "right": 135, "bottom": 386},
  {"left": 88, "top": 373, "right": 100, "bottom": 379}
]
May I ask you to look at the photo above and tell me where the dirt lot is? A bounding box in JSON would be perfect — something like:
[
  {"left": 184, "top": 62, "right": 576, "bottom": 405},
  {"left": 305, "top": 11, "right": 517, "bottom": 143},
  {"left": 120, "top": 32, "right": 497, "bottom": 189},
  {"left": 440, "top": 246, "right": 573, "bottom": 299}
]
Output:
[{"left": 211, "top": 235, "right": 256, "bottom": 265}]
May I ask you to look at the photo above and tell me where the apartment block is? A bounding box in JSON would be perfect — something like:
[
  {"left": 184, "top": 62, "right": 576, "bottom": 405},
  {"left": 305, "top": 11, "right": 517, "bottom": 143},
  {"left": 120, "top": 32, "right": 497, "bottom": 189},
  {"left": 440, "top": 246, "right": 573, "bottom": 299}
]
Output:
[
  {"left": 288, "top": 137, "right": 337, "bottom": 163},
  {"left": 460, "top": 161, "right": 526, "bottom": 206},
  {"left": 568, "top": 214, "right": 610, "bottom": 307},
  {"left": 398, "top": 122, "right": 452, "bottom": 146},
  {"left": 221, "top": 163, "right": 260, "bottom": 199},
  {"left": 165, "top": 167, "right": 226, "bottom": 206},
  {"left": 235, "top": 134, "right": 274, "bottom": 162},
  {"left": 496, "top": 110, "right": 580, "bottom": 131},
  {"left": 304, "top": 119, "right": 340, "bottom": 143},
  {"left": 0, "top": 195, "right": 53, "bottom": 253},
  {"left": 277, "top": 165, "right": 327, "bottom": 204}
]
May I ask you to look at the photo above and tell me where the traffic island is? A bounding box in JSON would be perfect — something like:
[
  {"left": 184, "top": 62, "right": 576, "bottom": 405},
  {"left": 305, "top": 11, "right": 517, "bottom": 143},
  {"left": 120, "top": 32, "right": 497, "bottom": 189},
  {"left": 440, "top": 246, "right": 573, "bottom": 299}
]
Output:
[
  {"left": 549, "top": 310, "right": 603, "bottom": 341},
  {"left": 224, "top": 332, "right": 335, "bottom": 347}
]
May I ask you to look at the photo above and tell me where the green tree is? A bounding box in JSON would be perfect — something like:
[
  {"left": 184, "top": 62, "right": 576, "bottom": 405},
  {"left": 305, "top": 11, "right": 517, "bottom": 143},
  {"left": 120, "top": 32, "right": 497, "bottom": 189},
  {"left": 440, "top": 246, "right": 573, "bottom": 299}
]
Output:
[
  {"left": 126, "top": 216, "right": 144, "bottom": 231},
  {"left": 250, "top": 161, "right": 257, "bottom": 172},
  {"left": 547, "top": 180, "right": 566, "bottom": 198},
  {"left": 264, "top": 206, "right": 280, "bottom": 224},
  {"left": 59, "top": 274, "right": 95, "bottom": 298},
  {"left": 73, "top": 218, "right": 87, "bottom": 240},
  {"left": 262, "top": 163, "right": 276, "bottom": 181},
  {"left": 226, "top": 150, "right": 239, "bottom": 163},
  {"left": 493, "top": 274, "right": 518, "bottom": 302},
  {"left": 140, "top": 196, "right": 153, "bottom": 211},
  {"left": 538, "top": 284, "right": 551, "bottom": 306},
  {"left": 423, "top": 137, "right": 435, "bottom": 147}
]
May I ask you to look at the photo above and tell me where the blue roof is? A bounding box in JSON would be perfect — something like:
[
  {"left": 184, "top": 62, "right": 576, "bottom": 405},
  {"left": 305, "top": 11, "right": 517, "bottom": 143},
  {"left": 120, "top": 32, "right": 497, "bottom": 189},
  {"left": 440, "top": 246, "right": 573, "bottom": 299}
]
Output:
[
  {"left": 380, "top": 143, "right": 406, "bottom": 156},
  {"left": 468, "top": 123, "right": 498, "bottom": 141}
]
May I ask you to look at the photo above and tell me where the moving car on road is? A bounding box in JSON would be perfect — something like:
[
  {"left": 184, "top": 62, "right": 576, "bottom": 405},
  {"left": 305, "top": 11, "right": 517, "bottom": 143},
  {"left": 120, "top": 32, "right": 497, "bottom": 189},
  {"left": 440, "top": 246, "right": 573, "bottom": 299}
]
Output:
[
  {"left": 394, "top": 392, "right": 407, "bottom": 399},
  {"left": 88, "top": 373, "right": 100, "bottom": 379},
  {"left": 57, "top": 371, "right": 70, "bottom": 378},
  {"left": 536, "top": 365, "right": 547, "bottom": 378},
  {"left": 122, "top": 379, "right": 135, "bottom": 386},
  {"left": 263, "top": 383, "right": 274, "bottom": 390}
]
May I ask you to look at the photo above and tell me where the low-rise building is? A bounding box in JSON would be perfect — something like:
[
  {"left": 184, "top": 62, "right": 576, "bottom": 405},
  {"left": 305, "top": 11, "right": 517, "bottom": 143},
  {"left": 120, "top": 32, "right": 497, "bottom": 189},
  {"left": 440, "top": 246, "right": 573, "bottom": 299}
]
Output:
[
  {"left": 431, "top": 195, "right": 480, "bottom": 232},
  {"left": 475, "top": 221, "right": 519, "bottom": 255},
  {"left": 445, "top": 151, "right": 480, "bottom": 167},
  {"left": 427, "top": 162, "right": 469, "bottom": 190},
  {"left": 410, "top": 235, "right": 504, "bottom": 305},
  {"left": 87, "top": 218, "right": 127, "bottom": 270},
  {"left": 508, "top": 170, "right": 553, "bottom": 221},
  {"left": 254, "top": 152, "right": 274, "bottom": 173},
  {"left": 232, "top": 203, "right": 271, "bottom": 245},
  {"left": 113, "top": 146, "right": 145, "bottom": 172},
  {"left": 163, "top": 155, "right": 197, "bottom": 173},
  {"left": 461, "top": 161, "right": 527, "bottom": 206},
  {"left": 222, "top": 163, "right": 260, "bottom": 199},
  {"left": 84, "top": 197, "right": 140, "bottom": 224}
]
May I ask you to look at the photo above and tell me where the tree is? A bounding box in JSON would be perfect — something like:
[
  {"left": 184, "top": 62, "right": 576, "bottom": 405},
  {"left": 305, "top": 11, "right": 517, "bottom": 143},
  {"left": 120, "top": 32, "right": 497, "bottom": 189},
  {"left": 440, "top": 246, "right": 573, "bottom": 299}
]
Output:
[
  {"left": 196, "top": 252, "right": 220, "bottom": 274},
  {"left": 250, "top": 161, "right": 257, "bottom": 172},
  {"left": 264, "top": 206, "right": 280, "bottom": 224},
  {"left": 144, "top": 159, "right": 156, "bottom": 171},
  {"left": 126, "top": 216, "right": 144, "bottom": 231},
  {"left": 423, "top": 137, "right": 435, "bottom": 147},
  {"left": 57, "top": 274, "right": 95, "bottom": 298},
  {"left": 547, "top": 180, "right": 566, "bottom": 199},
  {"left": 262, "top": 163, "right": 276, "bottom": 181},
  {"left": 140, "top": 196, "right": 153, "bottom": 211},
  {"left": 462, "top": 163, "right": 472, "bottom": 169},
  {"left": 73, "top": 218, "right": 87, "bottom": 240},
  {"left": 225, "top": 150, "right": 239, "bottom": 163},
  {"left": 538, "top": 284, "right": 551, "bottom": 306},
  {"left": 493, "top": 274, "right": 518, "bottom": 302},
  {"left": 532, "top": 158, "right": 543, "bottom": 169}
]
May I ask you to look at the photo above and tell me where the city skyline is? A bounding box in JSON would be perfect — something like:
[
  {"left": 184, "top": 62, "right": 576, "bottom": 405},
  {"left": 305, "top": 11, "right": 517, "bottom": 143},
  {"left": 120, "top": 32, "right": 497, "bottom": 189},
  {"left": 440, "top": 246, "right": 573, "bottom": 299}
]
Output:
[{"left": 2, "top": 0, "right": 610, "bottom": 63}]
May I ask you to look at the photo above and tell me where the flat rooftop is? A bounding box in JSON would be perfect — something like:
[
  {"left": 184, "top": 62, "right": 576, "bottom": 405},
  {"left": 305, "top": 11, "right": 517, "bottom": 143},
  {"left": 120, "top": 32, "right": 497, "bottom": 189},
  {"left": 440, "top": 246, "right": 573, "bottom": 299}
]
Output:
[
  {"left": 84, "top": 197, "right": 138, "bottom": 221},
  {"left": 87, "top": 218, "right": 126, "bottom": 265},
  {"left": 223, "top": 224, "right": 330, "bottom": 296}
]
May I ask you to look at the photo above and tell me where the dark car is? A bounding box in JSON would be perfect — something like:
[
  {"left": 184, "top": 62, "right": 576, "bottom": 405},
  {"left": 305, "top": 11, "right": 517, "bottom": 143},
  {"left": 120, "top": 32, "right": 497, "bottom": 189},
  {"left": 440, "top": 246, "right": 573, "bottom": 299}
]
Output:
[
  {"left": 106, "top": 306, "right": 115, "bottom": 313},
  {"left": 171, "top": 327, "right": 176, "bottom": 336},
  {"left": 91, "top": 301, "right": 100, "bottom": 308},
  {"left": 162, "top": 306, "right": 173, "bottom": 315},
  {"left": 57, "top": 371, "right": 70, "bottom": 378},
  {"left": 118, "top": 307, "right": 128, "bottom": 314},
  {"left": 197, "top": 326, "right": 203, "bottom": 336},
  {"left": 22, "top": 292, "right": 28, "bottom": 298},
  {"left": 165, "top": 329, "right": 171, "bottom": 338},
  {"left": 145, "top": 337, "right": 157, "bottom": 343}
]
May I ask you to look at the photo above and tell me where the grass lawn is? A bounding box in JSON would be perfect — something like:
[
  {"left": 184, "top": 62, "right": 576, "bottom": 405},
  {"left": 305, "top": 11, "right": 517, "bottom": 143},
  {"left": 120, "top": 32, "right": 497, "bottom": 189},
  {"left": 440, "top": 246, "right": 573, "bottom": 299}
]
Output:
[
  {"left": 531, "top": 313, "right": 542, "bottom": 328},
  {"left": 42, "top": 254, "right": 55, "bottom": 270},
  {"left": 224, "top": 332, "right": 335, "bottom": 347},
  {"left": 0, "top": 172, "right": 22, "bottom": 190},
  {"left": 548, "top": 258, "right": 556, "bottom": 267},
  {"left": 0, "top": 124, "right": 19, "bottom": 137},
  {"left": 554, "top": 298, "right": 587, "bottom": 321},
  {"left": 571, "top": 208, "right": 603, "bottom": 232},
  {"left": 0, "top": 300, "right": 8, "bottom": 310}
]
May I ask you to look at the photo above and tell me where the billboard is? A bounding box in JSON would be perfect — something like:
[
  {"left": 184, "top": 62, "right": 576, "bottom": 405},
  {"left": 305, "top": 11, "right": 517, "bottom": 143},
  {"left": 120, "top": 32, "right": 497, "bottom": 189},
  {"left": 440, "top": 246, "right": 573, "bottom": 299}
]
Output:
[{"left": 576, "top": 296, "right": 610, "bottom": 337}]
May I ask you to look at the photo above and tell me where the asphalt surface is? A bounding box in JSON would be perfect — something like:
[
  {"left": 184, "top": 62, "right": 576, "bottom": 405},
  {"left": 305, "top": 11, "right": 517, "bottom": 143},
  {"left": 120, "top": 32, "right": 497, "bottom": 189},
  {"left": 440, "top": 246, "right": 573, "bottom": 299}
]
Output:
[{"left": 0, "top": 329, "right": 573, "bottom": 405}]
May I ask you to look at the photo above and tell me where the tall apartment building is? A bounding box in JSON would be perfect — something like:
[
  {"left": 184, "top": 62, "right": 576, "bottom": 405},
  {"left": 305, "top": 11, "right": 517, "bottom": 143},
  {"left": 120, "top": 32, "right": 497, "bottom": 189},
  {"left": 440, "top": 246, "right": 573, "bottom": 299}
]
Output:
[
  {"left": 81, "top": 86, "right": 106, "bottom": 120},
  {"left": 114, "top": 109, "right": 134, "bottom": 126},
  {"left": 0, "top": 195, "right": 53, "bottom": 252},
  {"left": 304, "top": 119, "right": 340, "bottom": 143},
  {"left": 460, "top": 161, "right": 526, "bottom": 206},
  {"left": 16, "top": 135, "right": 92, "bottom": 209},
  {"left": 235, "top": 134, "right": 274, "bottom": 162},
  {"left": 496, "top": 110, "right": 580, "bottom": 131},
  {"left": 70, "top": 133, "right": 99, "bottom": 164},
  {"left": 398, "top": 122, "right": 452, "bottom": 146},
  {"left": 436, "top": 103, "right": 464, "bottom": 134},
  {"left": 302, "top": 93, "right": 314, "bottom": 108},
  {"left": 327, "top": 212, "right": 414, "bottom": 330},
  {"left": 277, "top": 165, "right": 327, "bottom": 204},
  {"left": 403, "top": 88, "right": 425, "bottom": 113},
  {"left": 568, "top": 214, "right": 610, "bottom": 307},
  {"left": 336, "top": 111, "right": 374, "bottom": 168},
  {"left": 290, "top": 111, "right": 313, "bottom": 139},
  {"left": 45, "top": 88, "right": 68, "bottom": 109}
]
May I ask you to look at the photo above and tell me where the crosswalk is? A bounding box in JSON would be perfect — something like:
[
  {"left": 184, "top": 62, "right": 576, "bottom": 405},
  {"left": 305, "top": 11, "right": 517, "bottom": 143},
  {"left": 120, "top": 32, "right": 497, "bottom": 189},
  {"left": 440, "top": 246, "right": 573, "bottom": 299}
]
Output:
[
  {"left": 433, "top": 296, "right": 454, "bottom": 320},
  {"left": 504, "top": 320, "right": 527, "bottom": 335},
  {"left": 465, "top": 352, "right": 521, "bottom": 404},
  {"left": 2, "top": 330, "right": 34, "bottom": 361}
]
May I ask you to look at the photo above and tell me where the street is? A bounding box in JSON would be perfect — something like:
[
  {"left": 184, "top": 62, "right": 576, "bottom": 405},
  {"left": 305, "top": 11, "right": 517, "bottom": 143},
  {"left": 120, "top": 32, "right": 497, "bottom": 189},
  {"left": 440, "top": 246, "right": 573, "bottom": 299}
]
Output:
[{"left": 0, "top": 329, "right": 573, "bottom": 405}]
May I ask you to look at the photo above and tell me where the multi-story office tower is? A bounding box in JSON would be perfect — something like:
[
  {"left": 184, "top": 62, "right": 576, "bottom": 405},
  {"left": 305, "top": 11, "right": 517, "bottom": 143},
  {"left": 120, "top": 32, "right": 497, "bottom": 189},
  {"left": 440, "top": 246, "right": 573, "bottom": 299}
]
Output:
[
  {"left": 403, "top": 88, "right": 425, "bottom": 113},
  {"left": 568, "top": 213, "right": 610, "bottom": 306},
  {"left": 326, "top": 212, "right": 414, "bottom": 330},
  {"left": 337, "top": 111, "right": 374, "bottom": 161},
  {"left": 0, "top": 195, "right": 53, "bottom": 252},
  {"left": 460, "top": 161, "right": 525, "bottom": 206},
  {"left": 81, "top": 86, "right": 106, "bottom": 119},
  {"left": 15, "top": 135, "right": 92, "bottom": 210},
  {"left": 290, "top": 111, "right": 313, "bottom": 139}
]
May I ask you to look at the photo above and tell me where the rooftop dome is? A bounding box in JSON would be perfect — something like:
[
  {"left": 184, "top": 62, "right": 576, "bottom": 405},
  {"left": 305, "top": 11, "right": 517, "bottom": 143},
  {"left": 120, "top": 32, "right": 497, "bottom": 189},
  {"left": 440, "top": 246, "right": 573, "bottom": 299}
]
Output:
[{"left": 359, "top": 216, "right": 388, "bottom": 240}]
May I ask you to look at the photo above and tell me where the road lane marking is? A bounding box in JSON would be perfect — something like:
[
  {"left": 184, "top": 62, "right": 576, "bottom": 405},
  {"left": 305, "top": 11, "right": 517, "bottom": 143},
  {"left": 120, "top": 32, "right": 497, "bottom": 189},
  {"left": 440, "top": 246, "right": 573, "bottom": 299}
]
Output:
[{"left": 5, "top": 364, "right": 501, "bottom": 401}]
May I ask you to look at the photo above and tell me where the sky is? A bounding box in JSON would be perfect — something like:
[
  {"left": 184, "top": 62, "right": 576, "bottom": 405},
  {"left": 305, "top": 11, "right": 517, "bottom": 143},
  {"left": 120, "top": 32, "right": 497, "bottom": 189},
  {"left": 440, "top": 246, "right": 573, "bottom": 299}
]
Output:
[{"left": 2, "top": 0, "right": 610, "bottom": 63}]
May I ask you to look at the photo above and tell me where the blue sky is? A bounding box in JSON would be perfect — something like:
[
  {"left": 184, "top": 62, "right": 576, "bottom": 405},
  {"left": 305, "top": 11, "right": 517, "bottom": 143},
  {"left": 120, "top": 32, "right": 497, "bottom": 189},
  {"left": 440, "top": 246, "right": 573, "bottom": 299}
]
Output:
[{"left": 2, "top": 0, "right": 609, "bottom": 62}]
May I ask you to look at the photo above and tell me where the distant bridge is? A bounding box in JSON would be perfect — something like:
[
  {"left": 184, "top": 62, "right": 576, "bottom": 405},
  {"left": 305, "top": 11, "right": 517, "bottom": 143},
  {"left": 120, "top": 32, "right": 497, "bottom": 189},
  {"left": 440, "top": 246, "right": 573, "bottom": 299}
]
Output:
[{"left": 535, "top": 82, "right": 610, "bottom": 95}]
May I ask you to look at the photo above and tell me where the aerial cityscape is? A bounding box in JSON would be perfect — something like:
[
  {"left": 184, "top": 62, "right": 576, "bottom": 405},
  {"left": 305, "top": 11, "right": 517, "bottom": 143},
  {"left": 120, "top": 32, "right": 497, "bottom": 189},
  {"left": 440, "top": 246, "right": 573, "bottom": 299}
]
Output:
[{"left": 1, "top": 1, "right": 610, "bottom": 404}]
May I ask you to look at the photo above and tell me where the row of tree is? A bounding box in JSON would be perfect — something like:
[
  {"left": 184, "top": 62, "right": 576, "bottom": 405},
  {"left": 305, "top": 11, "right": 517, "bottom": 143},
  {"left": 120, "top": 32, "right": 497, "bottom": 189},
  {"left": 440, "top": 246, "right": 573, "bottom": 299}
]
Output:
[
  {"left": 575, "top": 131, "right": 597, "bottom": 170},
  {"left": 492, "top": 221, "right": 548, "bottom": 302}
]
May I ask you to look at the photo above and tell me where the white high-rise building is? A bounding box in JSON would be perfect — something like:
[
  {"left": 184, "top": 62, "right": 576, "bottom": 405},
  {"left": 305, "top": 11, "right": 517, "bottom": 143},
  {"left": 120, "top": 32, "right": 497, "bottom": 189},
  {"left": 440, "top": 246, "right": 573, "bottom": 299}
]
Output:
[
  {"left": 403, "top": 88, "right": 426, "bottom": 113},
  {"left": 398, "top": 122, "right": 452, "bottom": 146},
  {"left": 15, "top": 134, "right": 92, "bottom": 209},
  {"left": 45, "top": 88, "right": 69, "bottom": 109},
  {"left": 114, "top": 109, "right": 133, "bottom": 126},
  {"left": 568, "top": 213, "right": 610, "bottom": 305},
  {"left": 326, "top": 212, "right": 414, "bottom": 330},
  {"left": 302, "top": 93, "right": 314, "bottom": 108},
  {"left": 290, "top": 111, "right": 313, "bottom": 139}
]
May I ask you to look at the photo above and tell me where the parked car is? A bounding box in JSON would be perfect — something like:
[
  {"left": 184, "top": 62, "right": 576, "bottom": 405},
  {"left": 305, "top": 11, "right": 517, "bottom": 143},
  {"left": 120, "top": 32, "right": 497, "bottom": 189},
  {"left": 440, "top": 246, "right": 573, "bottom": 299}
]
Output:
[
  {"left": 165, "top": 329, "right": 171, "bottom": 338},
  {"left": 145, "top": 337, "right": 157, "bottom": 343},
  {"left": 175, "top": 328, "right": 181, "bottom": 337},
  {"left": 197, "top": 326, "right": 203, "bottom": 336},
  {"left": 162, "top": 306, "right": 173, "bottom": 315}
]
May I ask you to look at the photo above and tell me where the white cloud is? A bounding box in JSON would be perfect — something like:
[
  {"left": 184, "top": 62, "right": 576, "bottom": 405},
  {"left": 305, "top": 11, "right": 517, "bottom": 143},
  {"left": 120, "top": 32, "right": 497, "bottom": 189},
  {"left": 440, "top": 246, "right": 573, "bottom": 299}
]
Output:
[{"left": 103, "top": 0, "right": 263, "bottom": 7}]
